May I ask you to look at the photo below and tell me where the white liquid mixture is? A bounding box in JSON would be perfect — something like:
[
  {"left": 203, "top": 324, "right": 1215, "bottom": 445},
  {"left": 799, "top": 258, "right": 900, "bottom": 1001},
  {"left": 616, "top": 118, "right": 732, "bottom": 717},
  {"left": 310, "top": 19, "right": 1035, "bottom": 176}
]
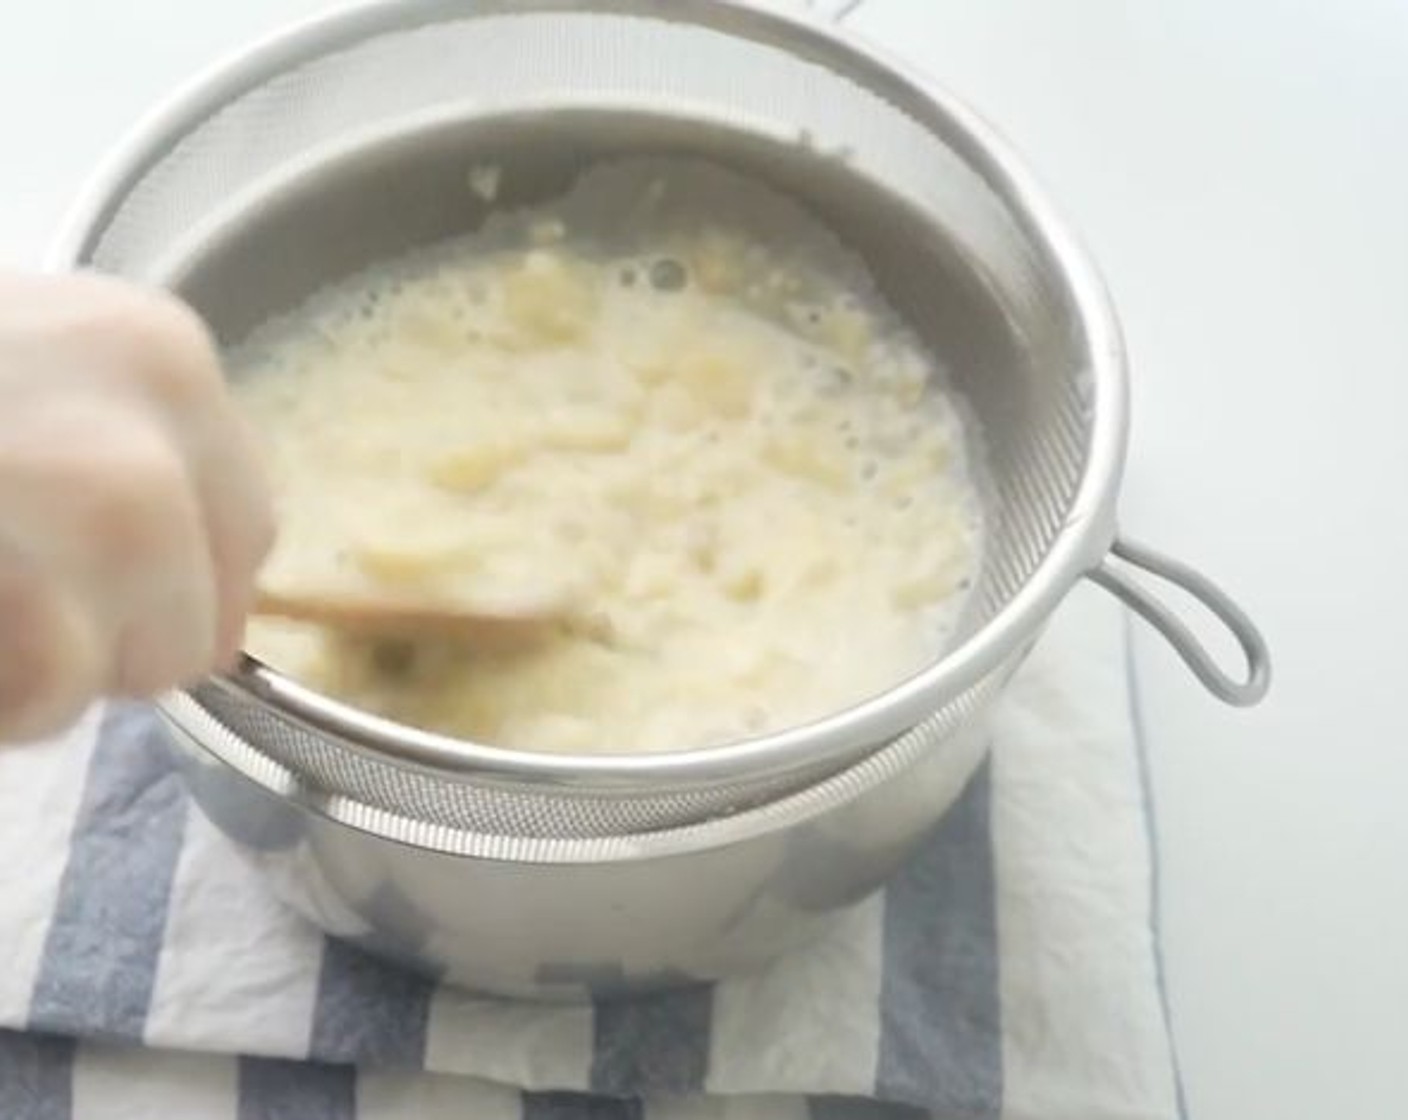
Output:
[{"left": 234, "top": 160, "right": 985, "bottom": 754}]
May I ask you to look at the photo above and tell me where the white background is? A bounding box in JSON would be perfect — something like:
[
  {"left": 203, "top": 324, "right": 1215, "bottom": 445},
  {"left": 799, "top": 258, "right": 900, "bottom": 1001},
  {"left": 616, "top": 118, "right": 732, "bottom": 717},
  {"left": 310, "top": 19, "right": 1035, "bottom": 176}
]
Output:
[{"left": 1, "top": 2, "right": 1404, "bottom": 1118}]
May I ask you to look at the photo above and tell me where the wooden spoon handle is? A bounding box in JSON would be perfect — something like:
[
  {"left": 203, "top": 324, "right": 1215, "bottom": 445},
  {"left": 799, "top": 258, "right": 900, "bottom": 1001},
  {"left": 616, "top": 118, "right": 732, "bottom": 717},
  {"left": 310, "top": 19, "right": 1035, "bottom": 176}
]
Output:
[{"left": 251, "top": 588, "right": 563, "bottom": 650}]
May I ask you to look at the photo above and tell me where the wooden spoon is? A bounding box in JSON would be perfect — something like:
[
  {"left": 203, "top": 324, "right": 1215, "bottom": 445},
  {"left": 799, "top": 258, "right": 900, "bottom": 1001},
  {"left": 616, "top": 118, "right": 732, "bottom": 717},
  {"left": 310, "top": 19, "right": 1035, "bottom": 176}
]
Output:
[{"left": 251, "top": 587, "right": 567, "bottom": 651}]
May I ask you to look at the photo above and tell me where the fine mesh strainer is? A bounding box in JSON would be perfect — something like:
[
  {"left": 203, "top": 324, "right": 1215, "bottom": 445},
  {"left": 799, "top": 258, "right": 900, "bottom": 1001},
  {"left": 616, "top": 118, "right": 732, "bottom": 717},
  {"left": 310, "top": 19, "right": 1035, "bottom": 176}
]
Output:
[{"left": 50, "top": 0, "right": 1269, "bottom": 848}]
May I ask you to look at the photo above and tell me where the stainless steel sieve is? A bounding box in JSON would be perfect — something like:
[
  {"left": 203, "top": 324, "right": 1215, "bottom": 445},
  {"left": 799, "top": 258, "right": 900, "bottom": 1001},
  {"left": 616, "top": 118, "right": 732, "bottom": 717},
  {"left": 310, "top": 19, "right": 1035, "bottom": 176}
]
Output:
[{"left": 49, "top": 0, "right": 1270, "bottom": 995}]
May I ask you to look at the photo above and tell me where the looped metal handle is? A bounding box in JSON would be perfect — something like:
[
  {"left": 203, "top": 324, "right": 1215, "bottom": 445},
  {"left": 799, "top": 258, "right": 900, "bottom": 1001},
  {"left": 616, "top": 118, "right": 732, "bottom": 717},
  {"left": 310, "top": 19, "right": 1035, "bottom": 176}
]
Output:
[{"left": 1089, "top": 537, "right": 1271, "bottom": 707}]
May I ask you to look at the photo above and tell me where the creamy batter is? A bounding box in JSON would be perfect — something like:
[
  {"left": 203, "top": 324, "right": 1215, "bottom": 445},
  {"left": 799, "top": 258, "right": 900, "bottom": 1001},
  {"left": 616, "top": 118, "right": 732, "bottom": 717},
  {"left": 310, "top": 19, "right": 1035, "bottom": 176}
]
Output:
[{"left": 233, "top": 162, "right": 984, "bottom": 754}]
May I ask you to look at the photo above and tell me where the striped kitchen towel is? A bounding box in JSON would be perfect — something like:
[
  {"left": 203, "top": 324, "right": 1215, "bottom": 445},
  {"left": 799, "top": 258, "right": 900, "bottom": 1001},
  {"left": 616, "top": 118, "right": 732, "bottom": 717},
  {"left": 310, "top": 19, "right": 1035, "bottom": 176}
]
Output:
[{"left": 0, "top": 586, "right": 1181, "bottom": 1120}]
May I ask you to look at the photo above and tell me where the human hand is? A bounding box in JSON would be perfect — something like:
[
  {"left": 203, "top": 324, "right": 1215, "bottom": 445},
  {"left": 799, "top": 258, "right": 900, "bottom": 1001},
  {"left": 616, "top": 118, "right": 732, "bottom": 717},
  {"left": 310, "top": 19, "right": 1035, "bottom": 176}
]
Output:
[{"left": 0, "top": 271, "right": 274, "bottom": 742}]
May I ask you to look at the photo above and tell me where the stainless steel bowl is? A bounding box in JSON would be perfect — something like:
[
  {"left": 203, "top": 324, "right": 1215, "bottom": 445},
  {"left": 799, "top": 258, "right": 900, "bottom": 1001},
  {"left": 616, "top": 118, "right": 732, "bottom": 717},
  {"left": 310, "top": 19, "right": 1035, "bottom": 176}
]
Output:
[{"left": 50, "top": 0, "right": 1270, "bottom": 998}]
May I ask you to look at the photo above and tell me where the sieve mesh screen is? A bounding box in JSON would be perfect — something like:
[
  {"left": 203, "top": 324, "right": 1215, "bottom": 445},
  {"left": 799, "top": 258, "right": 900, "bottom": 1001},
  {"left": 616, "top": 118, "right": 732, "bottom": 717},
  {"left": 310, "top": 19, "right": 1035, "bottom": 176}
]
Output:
[{"left": 69, "top": 2, "right": 1093, "bottom": 838}]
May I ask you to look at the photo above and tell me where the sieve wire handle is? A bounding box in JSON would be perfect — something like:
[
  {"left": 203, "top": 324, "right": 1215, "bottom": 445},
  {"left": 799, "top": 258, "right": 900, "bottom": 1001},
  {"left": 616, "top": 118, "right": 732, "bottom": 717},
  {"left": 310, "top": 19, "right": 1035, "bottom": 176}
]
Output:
[{"left": 1089, "top": 536, "right": 1271, "bottom": 707}]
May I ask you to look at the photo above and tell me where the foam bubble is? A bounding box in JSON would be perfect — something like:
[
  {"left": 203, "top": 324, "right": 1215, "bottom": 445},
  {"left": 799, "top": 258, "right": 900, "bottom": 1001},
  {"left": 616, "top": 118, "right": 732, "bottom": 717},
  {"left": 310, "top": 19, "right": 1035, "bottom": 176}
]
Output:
[{"left": 649, "top": 258, "right": 688, "bottom": 292}]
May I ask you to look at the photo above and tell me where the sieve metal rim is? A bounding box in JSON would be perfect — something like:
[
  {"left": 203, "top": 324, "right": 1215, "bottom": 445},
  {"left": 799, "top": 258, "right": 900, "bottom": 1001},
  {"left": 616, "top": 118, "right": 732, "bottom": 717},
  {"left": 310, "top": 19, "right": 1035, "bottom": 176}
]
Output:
[
  {"left": 49, "top": 0, "right": 1128, "bottom": 792},
  {"left": 159, "top": 657, "right": 1009, "bottom": 864}
]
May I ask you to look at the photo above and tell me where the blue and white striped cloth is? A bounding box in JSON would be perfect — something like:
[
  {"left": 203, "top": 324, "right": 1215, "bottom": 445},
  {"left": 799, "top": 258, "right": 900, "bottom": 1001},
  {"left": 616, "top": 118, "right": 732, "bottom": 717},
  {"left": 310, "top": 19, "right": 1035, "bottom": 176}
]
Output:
[{"left": 0, "top": 588, "right": 1181, "bottom": 1119}]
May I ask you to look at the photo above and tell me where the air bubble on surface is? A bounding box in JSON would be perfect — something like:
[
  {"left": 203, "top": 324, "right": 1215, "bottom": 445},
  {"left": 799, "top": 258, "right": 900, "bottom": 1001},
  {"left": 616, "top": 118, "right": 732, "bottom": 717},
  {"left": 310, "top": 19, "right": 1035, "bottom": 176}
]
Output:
[{"left": 649, "top": 258, "right": 688, "bottom": 292}]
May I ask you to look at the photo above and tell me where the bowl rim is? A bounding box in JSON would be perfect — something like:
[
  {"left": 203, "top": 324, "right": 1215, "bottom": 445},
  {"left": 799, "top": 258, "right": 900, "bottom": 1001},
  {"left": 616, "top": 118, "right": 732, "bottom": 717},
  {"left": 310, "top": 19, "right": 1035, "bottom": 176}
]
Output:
[{"left": 51, "top": 0, "right": 1128, "bottom": 792}]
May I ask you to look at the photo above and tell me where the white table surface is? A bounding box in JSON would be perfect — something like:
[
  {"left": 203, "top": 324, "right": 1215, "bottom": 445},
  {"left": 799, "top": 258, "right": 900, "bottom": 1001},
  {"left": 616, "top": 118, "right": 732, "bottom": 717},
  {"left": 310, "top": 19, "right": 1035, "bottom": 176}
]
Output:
[{"left": 1, "top": 2, "right": 1404, "bottom": 1118}]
